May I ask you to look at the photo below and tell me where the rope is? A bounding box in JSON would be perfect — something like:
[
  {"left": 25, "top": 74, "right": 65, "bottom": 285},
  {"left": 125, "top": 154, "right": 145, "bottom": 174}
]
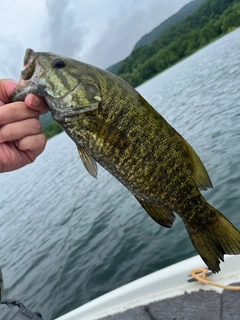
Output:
[{"left": 189, "top": 268, "right": 240, "bottom": 290}]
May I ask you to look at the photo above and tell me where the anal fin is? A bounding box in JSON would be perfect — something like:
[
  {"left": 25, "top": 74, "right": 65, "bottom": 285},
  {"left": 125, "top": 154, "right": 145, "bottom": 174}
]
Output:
[
  {"left": 77, "top": 145, "right": 98, "bottom": 178},
  {"left": 136, "top": 197, "right": 175, "bottom": 228}
]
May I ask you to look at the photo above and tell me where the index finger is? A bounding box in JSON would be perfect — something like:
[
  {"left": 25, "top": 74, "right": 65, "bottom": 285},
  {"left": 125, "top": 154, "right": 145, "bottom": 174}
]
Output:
[{"left": 0, "top": 79, "right": 16, "bottom": 104}]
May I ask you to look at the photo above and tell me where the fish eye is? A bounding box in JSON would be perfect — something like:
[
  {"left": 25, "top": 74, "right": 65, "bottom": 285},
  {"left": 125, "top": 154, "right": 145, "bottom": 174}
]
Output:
[{"left": 52, "top": 58, "right": 65, "bottom": 69}]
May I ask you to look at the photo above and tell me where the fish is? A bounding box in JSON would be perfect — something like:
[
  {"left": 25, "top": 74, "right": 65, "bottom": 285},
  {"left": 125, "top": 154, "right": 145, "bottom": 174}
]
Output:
[{"left": 11, "top": 48, "right": 240, "bottom": 273}]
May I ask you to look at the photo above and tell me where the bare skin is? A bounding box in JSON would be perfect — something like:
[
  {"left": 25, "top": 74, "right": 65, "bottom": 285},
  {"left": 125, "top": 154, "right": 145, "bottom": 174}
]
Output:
[{"left": 0, "top": 79, "right": 48, "bottom": 172}]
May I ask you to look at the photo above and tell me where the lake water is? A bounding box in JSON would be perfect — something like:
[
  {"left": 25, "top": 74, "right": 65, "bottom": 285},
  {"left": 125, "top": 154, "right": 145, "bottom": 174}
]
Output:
[{"left": 0, "top": 28, "right": 240, "bottom": 320}]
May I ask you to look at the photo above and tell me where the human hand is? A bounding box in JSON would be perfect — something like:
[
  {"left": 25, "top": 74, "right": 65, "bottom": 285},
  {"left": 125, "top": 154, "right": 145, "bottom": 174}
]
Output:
[{"left": 0, "top": 79, "right": 48, "bottom": 172}]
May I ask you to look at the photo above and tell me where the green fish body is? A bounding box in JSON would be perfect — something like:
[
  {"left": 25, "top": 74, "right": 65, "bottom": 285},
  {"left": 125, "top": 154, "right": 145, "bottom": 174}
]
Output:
[{"left": 11, "top": 49, "right": 240, "bottom": 272}]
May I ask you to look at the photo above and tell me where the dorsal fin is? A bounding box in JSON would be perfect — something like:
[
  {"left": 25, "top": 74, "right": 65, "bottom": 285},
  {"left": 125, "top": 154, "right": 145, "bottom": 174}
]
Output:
[
  {"left": 136, "top": 196, "right": 175, "bottom": 228},
  {"left": 77, "top": 145, "right": 98, "bottom": 178},
  {"left": 182, "top": 138, "right": 212, "bottom": 190}
]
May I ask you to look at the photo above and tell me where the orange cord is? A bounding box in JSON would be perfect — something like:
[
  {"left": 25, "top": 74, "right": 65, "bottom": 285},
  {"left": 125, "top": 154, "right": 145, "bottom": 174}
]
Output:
[{"left": 189, "top": 268, "right": 240, "bottom": 290}]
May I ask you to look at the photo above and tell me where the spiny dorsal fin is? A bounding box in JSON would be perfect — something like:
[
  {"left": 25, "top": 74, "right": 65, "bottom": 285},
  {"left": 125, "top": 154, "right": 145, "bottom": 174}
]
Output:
[
  {"left": 136, "top": 196, "right": 175, "bottom": 228},
  {"left": 77, "top": 145, "right": 98, "bottom": 178},
  {"left": 181, "top": 138, "right": 213, "bottom": 190}
]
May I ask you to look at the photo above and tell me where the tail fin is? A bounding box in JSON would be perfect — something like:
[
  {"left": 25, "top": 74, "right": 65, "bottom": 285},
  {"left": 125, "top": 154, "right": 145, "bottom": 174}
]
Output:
[{"left": 186, "top": 205, "right": 240, "bottom": 273}]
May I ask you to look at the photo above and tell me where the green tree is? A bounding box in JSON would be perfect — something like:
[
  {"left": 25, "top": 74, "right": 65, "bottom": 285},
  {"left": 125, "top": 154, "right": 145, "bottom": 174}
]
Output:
[{"left": 200, "top": 25, "right": 218, "bottom": 44}]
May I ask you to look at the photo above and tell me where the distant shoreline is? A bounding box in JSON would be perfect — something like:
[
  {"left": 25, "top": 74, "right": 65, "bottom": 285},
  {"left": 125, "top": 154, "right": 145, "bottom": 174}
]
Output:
[{"left": 136, "top": 27, "right": 239, "bottom": 88}]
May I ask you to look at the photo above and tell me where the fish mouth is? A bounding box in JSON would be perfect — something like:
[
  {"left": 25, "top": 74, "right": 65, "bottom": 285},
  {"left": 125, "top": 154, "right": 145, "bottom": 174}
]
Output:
[
  {"left": 10, "top": 80, "right": 47, "bottom": 102},
  {"left": 10, "top": 49, "right": 46, "bottom": 102}
]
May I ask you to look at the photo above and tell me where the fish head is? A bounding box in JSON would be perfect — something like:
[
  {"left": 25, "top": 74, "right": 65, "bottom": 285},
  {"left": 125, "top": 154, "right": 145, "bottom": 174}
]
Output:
[{"left": 11, "top": 49, "right": 101, "bottom": 122}]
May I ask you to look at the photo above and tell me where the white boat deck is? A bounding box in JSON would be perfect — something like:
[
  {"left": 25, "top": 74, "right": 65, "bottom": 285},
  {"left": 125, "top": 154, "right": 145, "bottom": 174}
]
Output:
[{"left": 55, "top": 255, "right": 240, "bottom": 320}]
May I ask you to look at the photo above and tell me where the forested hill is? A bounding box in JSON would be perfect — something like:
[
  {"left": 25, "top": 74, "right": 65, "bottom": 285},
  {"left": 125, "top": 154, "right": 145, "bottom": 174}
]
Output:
[
  {"left": 133, "top": 0, "right": 204, "bottom": 50},
  {"left": 107, "top": 0, "right": 204, "bottom": 74},
  {"left": 114, "top": 0, "right": 240, "bottom": 88}
]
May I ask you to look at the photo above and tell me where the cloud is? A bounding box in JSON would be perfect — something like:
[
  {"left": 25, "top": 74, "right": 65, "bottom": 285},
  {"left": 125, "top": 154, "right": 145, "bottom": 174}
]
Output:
[
  {"left": 81, "top": 0, "right": 190, "bottom": 68},
  {"left": 0, "top": 0, "right": 191, "bottom": 79},
  {"left": 0, "top": 37, "right": 24, "bottom": 79},
  {"left": 0, "top": 0, "right": 46, "bottom": 79},
  {"left": 42, "top": 0, "right": 88, "bottom": 59},
  {"left": 39, "top": 0, "right": 191, "bottom": 68}
]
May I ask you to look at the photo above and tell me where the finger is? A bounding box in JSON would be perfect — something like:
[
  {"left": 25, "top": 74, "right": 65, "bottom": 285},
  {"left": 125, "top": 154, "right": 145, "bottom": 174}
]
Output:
[
  {"left": 25, "top": 94, "right": 49, "bottom": 114},
  {"left": 0, "top": 79, "right": 16, "bottom": 103},
  {"left": 17, "top": 134, "right": 47, "bottom": 160},
  {"left": 0, "top": 118, "right": 42, "bottom": 143},
  {"left": 0, "top": 102, "right": 39, "bottom": 126}
]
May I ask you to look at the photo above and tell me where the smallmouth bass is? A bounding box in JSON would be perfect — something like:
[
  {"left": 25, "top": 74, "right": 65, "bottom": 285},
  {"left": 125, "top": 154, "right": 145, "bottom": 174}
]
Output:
[{"left": 11, "top": 49, "right": 240, "bottom": 273}]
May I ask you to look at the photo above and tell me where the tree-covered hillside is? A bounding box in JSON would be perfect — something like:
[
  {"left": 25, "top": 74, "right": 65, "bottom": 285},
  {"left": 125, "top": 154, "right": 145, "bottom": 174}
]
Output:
[
  {"left": 107, "top": 0, "right": 204, "bottom": 74},
  {"left": 116, "top": 0, "right": 240, "bottom": 87},
  {"left": 106, "top": 59, "right": 124, "bottom": 74},
  {"left": 133, "top": 0, "right": 204, "bottom": 50}
]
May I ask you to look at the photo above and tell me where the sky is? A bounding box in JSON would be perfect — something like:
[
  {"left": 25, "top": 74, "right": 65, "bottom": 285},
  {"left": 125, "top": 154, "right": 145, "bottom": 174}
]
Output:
[{"left": 0, "top": 0, "right": 190, "bottom": 80}]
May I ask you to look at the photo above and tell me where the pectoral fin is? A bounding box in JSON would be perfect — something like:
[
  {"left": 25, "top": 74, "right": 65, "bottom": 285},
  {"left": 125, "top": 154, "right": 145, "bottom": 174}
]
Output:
[
  {"left": 181, "top": 138, "right": 213, "bottom": 190},
  {"left": 136, "top": 197, "right": 175, "bottom": 228},
  {"left": 77, "top": 145, "right": 98, "bottom": 178}
]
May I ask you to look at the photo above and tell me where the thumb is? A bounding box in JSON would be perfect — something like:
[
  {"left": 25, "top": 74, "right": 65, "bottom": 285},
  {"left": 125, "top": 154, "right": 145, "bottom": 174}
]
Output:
[{"left": 0, "top": 79, "right": 16, "bottom": 104}]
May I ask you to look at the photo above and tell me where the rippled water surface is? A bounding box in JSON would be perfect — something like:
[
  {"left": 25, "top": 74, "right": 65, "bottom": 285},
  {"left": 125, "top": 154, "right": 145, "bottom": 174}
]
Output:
[{"left": 1, "top": 29, "right": 240, "bottom": 319}]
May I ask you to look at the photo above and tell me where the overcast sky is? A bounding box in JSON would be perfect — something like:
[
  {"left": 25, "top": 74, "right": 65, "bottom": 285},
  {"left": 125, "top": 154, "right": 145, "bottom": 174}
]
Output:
[{"left": 0, "top": 0, "right": 190, "bottom": 80}]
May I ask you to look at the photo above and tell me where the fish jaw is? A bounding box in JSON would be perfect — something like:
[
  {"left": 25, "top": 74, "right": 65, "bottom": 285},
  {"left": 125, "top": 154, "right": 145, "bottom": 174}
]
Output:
[{"left": 10, "top": 49, "right": 46, "bottom": 102}]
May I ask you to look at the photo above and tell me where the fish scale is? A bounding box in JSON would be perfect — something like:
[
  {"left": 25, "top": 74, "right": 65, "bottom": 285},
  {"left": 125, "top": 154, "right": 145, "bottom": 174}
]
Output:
[{"left": 10, "top": 48, "right": 240, "bottom": 273}]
